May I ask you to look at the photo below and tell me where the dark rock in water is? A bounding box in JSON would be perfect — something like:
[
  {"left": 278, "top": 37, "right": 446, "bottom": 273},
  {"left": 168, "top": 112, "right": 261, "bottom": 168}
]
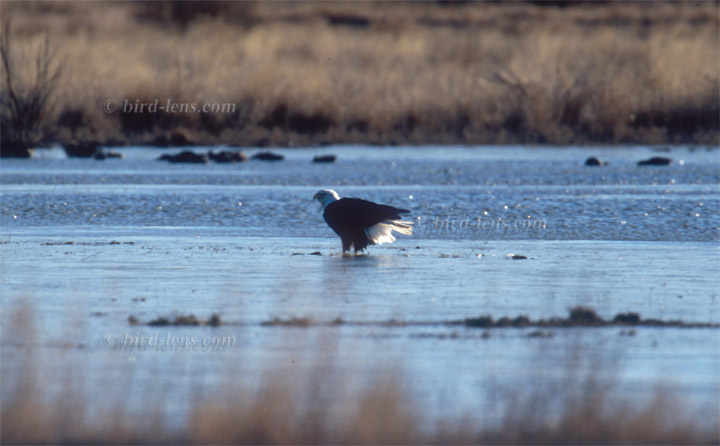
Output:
[
  {"left": 638, "top": 156, "right": 672, "bottom": 166},
  {"left": 157, "top": 151, "right": 209, "bottom": 163},
  {"left": 209, "top": 150, "right": 247, "bottom": 163},
  {"left": 64, "top": 141, "right": 101, "bottom": 158},
  {"left": 252, "top": 151, "right": 284, "bottom": 161},
  {"left": 584, "top": 156, "right": 605, "bottom": 166},
  {"left": 0, "top": 140, "right": 33, "bottom": 158},
  {"left": 92, "top": 150, "right": 124, "bottom": 160},
  {"left": 313, "top": 154, "right": 337, "bottom": 163},
  {"left": 309, "top": 251, "right": 322, "bottom": 256}
]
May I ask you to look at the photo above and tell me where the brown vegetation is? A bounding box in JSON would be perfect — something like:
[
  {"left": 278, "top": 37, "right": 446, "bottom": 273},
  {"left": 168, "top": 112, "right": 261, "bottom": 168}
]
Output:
[
  {"left": 3, "top": 344, "right": 716, "bottom": 444},
  {"left": 2, "top": 305, "right": 718, "bottom": 444},
  {"left": 142, "top": 313, "right": 222, "bottom": 326},
  {"left": 255, "top": 306, "right": 719, "bottom": 329},
  {"left": 1, "top": 1, "right": 718, "bottom": 149}
]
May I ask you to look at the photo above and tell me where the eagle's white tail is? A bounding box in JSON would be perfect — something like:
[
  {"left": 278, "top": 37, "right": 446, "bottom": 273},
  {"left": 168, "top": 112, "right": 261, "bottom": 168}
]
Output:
[{"left": 365, "top": 220, "right": 413, "bottom": 245}]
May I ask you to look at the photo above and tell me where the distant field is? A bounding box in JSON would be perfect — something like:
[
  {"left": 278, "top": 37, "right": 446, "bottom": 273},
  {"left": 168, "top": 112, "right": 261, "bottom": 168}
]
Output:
[{"left": 1, "top": 0, "right": 718, "bottom": 148}]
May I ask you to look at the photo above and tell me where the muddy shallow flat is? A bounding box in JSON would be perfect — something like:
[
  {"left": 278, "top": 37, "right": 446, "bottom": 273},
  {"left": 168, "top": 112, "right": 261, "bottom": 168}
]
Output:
[{"left": 1, "top": 145, "right": 718, "bottom": 427}]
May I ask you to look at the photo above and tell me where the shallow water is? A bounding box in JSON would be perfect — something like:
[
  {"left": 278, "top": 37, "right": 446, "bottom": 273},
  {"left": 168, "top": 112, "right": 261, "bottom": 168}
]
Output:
[{"left": 1, "top": 145, "right": 719, "bottom": 428}]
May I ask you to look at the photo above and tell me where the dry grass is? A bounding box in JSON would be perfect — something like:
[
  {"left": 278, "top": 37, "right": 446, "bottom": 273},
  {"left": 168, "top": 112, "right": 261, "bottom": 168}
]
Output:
[
  {"left": 0, "top": 1, "right": 717, "bottom": 148},
  {"left": 2, "top": 305, "right": 718, "bottom": 445}
]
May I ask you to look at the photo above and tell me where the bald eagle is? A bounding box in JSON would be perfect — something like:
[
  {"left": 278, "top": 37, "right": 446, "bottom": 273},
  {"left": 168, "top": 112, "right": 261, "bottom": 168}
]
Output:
[{"left": 313, "top": 189, "right": 413, "bottom": 254}]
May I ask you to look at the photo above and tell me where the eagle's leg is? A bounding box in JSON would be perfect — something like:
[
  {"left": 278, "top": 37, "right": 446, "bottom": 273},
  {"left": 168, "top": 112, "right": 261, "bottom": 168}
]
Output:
[
  {"left": 341, "top": 237, "right": 352, "bottom": 253},
  {"left": 353, "top": 234, "right": 369, "bottom": 254},
  {"left": 353, "top": 241, "right": 367, "bottom": 255}
]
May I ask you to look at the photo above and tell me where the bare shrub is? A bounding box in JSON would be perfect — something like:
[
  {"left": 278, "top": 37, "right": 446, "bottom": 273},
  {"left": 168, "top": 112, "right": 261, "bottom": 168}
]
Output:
[{"left": 0, "top": 23, "right": 62, "bottom": 157}]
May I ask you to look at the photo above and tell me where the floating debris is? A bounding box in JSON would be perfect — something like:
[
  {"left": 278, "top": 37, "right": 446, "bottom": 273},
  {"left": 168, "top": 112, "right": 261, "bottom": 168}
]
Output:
[
  {"left": 206, "top": 313, "right": 221, "bottom": 327},
  {"left": 173, "top": 307, "right": 718, "bottom": 331},
  {"left": 139, "top": 314, "right": 221, "bottom": 327},
  {"left": 464, "top": 316, "right": 493, "bottom": 328},
  {"left": 507, "top": 254, "right": 528, "bottom": 260},
  {"left": 495, "top": 316, "right": 531, "bottom": 327},
  {"left": 382, "top": 319, "right": 407, "bottom": 327},
  {"left": 527, "top": 330, "right": 554, "bottom": 338},
  {"left": 612, "top": 312, "right": 641, "bottom": 324},
  {"left": 261, "top": 317, "right": 312, "bottom": 327},
  {"left": 42, "top": 240, "right": 133, "bottom": 246},
  {"left": 460, "top": 306, "right": 716, "bottom": 328},
  {"left": 313, "top": 154, "right": 337, "bottom": 163},
  {"left": 568, "top": 306, "right": 603, "bottom": 325},
  {"left": 148, "top": 316, "right": 171, "bottom": 326}
]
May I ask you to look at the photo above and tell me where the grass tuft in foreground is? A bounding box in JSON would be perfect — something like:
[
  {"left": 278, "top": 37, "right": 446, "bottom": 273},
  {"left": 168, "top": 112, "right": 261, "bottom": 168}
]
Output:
[{"left": 2, "top": 305, "right": 718, "bottom": 445}]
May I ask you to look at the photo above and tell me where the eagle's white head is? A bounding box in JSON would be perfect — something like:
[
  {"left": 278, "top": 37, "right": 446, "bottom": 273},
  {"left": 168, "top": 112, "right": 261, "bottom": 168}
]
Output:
[{"left": 313, "top": 189, "right": 340, "bottom": 209}]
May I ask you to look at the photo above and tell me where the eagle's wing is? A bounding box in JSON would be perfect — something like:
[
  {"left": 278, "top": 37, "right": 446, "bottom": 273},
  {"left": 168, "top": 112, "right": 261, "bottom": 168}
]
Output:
[{"left": 324, "top": 198, "right": 408, "bottom": 234}]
